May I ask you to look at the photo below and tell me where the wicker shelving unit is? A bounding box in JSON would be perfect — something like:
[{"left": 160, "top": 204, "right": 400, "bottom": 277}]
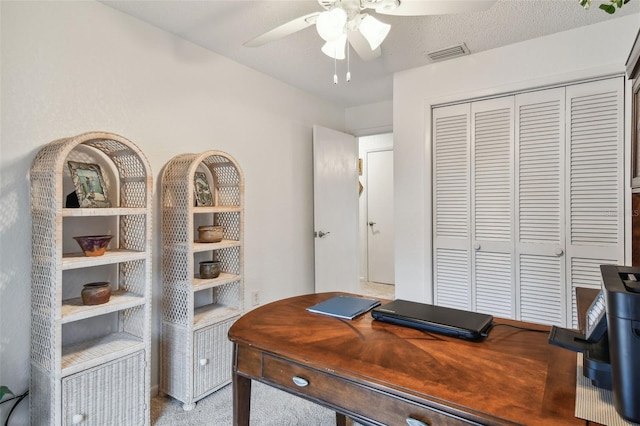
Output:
[
  {"left": 160, "top": 151, "right": 244, "bottom": 410},
  {"left": 29, "top": 132, "right": 153, "bottom": 425}
]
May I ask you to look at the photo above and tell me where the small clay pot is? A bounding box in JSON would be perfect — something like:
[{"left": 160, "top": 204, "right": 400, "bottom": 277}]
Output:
[
  {"left": 81, "top": 282, "right": 111, "bottom": 305},
  {"left": 199, "top": 261, "right": 221, "bottom": 279},
  {"left": 198, "top": 225, "right": 223, "bottom": 243}
]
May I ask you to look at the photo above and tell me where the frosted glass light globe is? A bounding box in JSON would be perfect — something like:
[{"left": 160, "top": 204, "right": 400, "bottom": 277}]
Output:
[
  {"left": 321, "top": 33, "right": 347, "bottom": 59},
  {"left": 316, "top": 8, "right": 347, "bottom": 42},
  {"left": 359, "top": 14, "right": 391, "bottom": 50}
]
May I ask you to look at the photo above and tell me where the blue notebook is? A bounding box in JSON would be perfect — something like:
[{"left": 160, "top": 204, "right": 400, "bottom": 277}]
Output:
[{"left": 306, "top": 295, "right": 381, "bottom": 319}]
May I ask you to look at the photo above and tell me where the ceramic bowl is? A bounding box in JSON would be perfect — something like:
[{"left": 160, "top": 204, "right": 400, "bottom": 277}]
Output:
[
  {"left": 73, "top": 235, "right": 113, "bottom": 257},
  {"left": 81, "top": 282, "right": 111, "bottom": 305},
  {"left": 198, "top": 225, "right": 223, "bottom": 243},
  {"left": 199, "top": 260, "right": 221, "bottom": 279}
]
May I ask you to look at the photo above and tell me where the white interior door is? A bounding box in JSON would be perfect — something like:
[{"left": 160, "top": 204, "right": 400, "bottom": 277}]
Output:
[
  {"left": 515, "top": 87, "right": 566, "bottom": 326},
  {"left": 366, "top": 150, "right": 394, "bottom": 284},
  {"left": 470, "top": 96, "right": 515, "bottom": 317},
  {"left": 432, "top": 103, "right": 472, "bottom": 309},
  {"left": 313, "top": 125, "right": 359, "bottom": 294},
  {"left": 564, "top": 78, "right": 624, "bottom": 328}
]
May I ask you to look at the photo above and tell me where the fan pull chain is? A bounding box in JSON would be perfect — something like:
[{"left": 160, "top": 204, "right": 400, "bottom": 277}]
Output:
[
  {"left": 333, "top": 53, "right": 338, "bottom": 84},
  {"left": 346, "top": 39, "right": 351, "bottom": 82}
]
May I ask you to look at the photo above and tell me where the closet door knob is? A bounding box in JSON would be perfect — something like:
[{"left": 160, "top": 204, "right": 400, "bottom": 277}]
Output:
[
  {"left": 473, "top": 242, "right": 481, "bottom": 250},
  {"left": 554, "top": 247, "right": 564, "bottom": 256},
  {"left": 72, "top": 414, "right": 85, "bottom": 424},
  {"left": 199, "top": 358, "right": 209, "bottom": 366}
]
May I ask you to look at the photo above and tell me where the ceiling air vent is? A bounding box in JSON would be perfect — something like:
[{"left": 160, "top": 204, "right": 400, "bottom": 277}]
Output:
[{"left": 426, "top": 43, "right": 470, "bottom": 62}]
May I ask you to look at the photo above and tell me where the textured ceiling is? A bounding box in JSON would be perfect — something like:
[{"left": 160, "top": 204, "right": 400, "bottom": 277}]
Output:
[{"left": 100, "top": 0, "right": 640, "bottom": 108}]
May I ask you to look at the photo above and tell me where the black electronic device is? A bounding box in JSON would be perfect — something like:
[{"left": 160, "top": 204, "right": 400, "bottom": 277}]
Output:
[
  {"left": 371, "top": 299, "right": 493, "bottom": 340},
  {"left": 584, "top": 291, "right": 607, "bottom": 342},
  {"left": 549, "top": 265, "right": 640, "bottom": 423},
  {"left": 548, "top": 293, "right": 612, "bottom": 390}
]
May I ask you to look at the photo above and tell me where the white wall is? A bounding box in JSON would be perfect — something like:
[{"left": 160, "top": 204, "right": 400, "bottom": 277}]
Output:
[
  {"left": 0, "top": 1, "right": 345, "bottom": 423},
  {"left": 393, "top": 15, "right": 640, "bottom": 303},
  {"left": 346, "top": 100, "right": 393, "bottom": 136}
]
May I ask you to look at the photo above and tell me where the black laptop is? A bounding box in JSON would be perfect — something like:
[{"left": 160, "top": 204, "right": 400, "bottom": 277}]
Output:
[{"left": 371, "top": 299, "right": 493, "bottom": 340}]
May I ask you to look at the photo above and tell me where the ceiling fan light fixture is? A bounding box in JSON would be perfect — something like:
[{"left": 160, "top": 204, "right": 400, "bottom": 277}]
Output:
[
  {"left": 316, "top": 8, "right": 347, "bottom": 41},
  {"left": 321, "top": 33, "right": 348, "bottom": 59},
  {"left": 370, "top": 0, "right": 400, "bottom": 12},
  {"left": 358, "top": 14, "right": 391, "bottom": 50}
]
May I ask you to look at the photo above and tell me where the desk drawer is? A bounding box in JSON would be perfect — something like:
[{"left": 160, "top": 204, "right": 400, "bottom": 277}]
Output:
[{"left": 262, "top": 354, "right": 471, "bottom": 426}]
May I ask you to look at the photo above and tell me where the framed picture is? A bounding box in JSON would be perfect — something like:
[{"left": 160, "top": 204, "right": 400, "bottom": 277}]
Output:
[
  {"left": 194, "top": 171, "right": 213, "bottom": 206},
  {"left": 67, "top": 161, "right": 111, "bottom": 208}
]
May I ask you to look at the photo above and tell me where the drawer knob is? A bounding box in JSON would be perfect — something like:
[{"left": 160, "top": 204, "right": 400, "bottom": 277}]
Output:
[
  {"left": 292, "top": 376, "right": 309, "bottom": 387},
  {"left": 199, "top": 358, "right": 209, "bottom": 366},
  {"left": 406, "top": 417, "right": 428, "bottom": 426},
  {"left": 72, "top": 414, "right": 85, "bottom": 424}
]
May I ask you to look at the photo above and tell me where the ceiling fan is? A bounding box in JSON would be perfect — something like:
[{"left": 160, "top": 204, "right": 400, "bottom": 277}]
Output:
[{"left": 245, "top": 0, "right": 497, "bottom": 62}]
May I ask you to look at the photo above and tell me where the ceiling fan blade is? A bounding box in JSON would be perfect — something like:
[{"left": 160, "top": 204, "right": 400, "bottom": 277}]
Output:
[
  {"left": 375, "top": 0, "right": 496, "bottom": 16},
  {"left": 244, "top": 12, "right": 319, "bottom": 47},
  {"left": 348, "top": 31, "right": 381, "bottom": 61}
]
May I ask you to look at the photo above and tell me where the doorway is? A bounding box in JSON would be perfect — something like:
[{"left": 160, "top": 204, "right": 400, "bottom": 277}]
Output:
[{"left": 358, "top": 133, "right": 394, "bottom": 300}]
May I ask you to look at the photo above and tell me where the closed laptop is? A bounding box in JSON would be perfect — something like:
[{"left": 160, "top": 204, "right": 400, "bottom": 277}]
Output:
[{"left": 371, "top": 299, "right": 493, "bottom": 340}]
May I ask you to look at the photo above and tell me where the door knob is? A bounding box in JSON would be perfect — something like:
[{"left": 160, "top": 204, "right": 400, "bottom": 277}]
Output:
[
  {"left": 316, "top": 231, "right": 330, "bottom": 238},
  {"left": 368, "top": 222, "right": 376, "bottom": 226}
]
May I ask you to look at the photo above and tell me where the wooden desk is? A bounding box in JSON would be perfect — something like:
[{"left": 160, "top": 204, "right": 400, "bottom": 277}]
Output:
[{"left": 228, "top": 293, "right": 584, "bottom": 425}]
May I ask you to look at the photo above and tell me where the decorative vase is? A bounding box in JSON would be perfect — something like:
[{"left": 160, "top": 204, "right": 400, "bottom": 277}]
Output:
[
  {"left": 73, "top": 235, "right": 113, "bottom": 256},
  {"left": 81, "top": 282, "right": 111, "bottom": 305},
  {"left": 199, "top": 261, "right": 221, "bottom": 279},
  {"left": 198, "top": 225, "right": 223, "bottom": 243}
]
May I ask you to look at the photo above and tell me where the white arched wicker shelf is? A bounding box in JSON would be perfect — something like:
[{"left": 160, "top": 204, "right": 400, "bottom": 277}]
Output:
[
  {"left": 30, "top": 131, "right": 152, "bottom": 426},
  {"left": 160, "top": 150, "right": 244, "bottom": 410}
]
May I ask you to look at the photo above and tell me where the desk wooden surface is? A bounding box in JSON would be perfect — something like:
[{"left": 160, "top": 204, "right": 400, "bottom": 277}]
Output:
[{"left": 228, "top": 293, "right": 584, "bottom": 425}]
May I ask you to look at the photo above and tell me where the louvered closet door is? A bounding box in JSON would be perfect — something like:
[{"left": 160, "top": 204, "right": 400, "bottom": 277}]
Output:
[
  {"left": 433, "top": 104, "right": 472, "bottom": 309},
  {"left": 470, "top": 97, "right": 515, "bottom": 316},
  {"left": 515, "top": 88, "right": 566, "bottom": 326},
  {"left": 565, "top": 78, "right": 624, "bottom": 328}
]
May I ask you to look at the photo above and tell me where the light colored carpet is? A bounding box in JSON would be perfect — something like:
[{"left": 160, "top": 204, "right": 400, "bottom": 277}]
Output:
[
  {"left": 152, "top": 382, "right": 338, "bottom": 425},
  {"left": 152, "top": 285, "right": 392, "bottom": 425},
  {"left": 359, "top": 281, "right": 394, "bottom": 300}
]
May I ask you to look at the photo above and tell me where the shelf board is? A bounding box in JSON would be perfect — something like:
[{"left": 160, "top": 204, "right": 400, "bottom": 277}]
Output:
[
  {"left": 61, "top": 290, "right": 145, "bottom": 324},
  {"left": 193, "top": 303, "right": 241, "bottom": 329},
  {"left": 61, "top": 332, "right": 144, "bottom": 377},
  {"left": 209, "top": 161, "right": 235, "bottom": 169},
  {"left": 62, "top": 249, "right": 147, "bottom": 270},
  {"left": 192, "top": 272, "right": 241, "bottom": 292},
  {"left": 193, "top": 206, "right": 241, "bottom": 214},
  {"left": 62, "top": 207, "right": 147, "bottom": 217},
  {"left": 192, "top": 239, "right": 240, "bottom": 253}
]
